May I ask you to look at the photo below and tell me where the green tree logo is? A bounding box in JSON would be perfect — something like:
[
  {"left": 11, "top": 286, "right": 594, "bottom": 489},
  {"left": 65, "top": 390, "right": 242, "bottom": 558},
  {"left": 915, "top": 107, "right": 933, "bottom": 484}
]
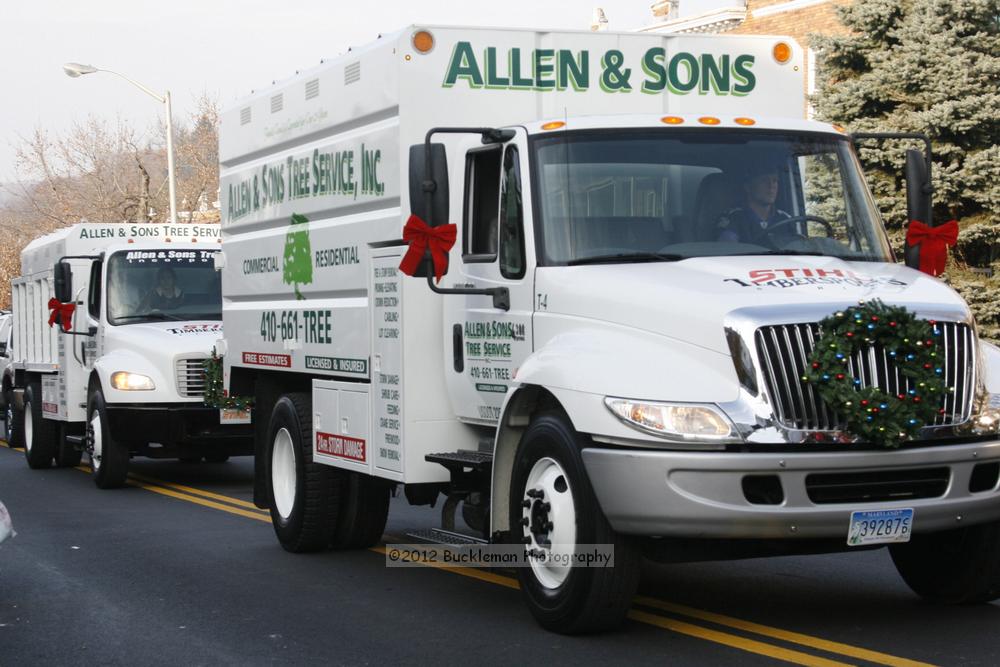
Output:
[{"left": 283, "top": 212, "right": 312, "bottom": 300}]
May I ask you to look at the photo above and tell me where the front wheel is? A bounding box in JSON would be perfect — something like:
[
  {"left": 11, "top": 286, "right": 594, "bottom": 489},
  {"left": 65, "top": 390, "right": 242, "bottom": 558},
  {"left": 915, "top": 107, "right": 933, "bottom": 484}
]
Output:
[
  {"left": 87, "top": 389, "right": 129, "bottom": 489},
  {"left": 265, "top": 394, "right": 341, "bottom": 552},
  {"left": 509, "top": 412, "right": 640, "bottom": 634},
  {"left": 23, "top": 383, "right": 57, "bottom": 469},
  {"left": 890, "top": 520, "right": 1000, "bottom": 604}
]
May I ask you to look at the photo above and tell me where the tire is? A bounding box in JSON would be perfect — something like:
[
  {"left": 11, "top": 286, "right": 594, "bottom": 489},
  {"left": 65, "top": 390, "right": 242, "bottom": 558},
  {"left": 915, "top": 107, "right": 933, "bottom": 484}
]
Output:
[
  {"left": 204, "top": 453, "right": 230, "bottom": 464},
  {"left": 54, "top": 423, "right": 83, "bottom": 468},
  {"left": 509, "top": 412, "right": 640, "bottom": 635},
  {"left": 331, "top": 472, "right": 391, "bottom": 549},
  {"left": 23, "top": 383, "right": 57, "bottom": 469},
  {"left": 265, "top": 393, "right": 342, "bottom": 552},
  {"left": 890, "top": 520, "right": 1000, "bottom": 604},
  {"left": 87, "top": 389, "right": 129, "bottom": 489}
]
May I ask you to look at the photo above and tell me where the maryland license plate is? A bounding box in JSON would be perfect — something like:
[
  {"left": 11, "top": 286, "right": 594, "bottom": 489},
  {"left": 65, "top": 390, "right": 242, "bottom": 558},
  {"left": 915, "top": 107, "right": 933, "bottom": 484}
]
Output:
[{"left": 847, "top": 509, "right": 913, "bottom": 546}]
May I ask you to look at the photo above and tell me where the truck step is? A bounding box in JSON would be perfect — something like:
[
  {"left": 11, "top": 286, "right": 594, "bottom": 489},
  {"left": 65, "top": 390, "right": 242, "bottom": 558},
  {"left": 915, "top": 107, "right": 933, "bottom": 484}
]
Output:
[
  {"left": 404, "top": 527, "right": 488, "bottom": 546},
  {"left": 425, "top": 450, "right": 493, "bottom": 474},
  {"left": 65, "top": 435, "right": 86, "bottom": 448}
]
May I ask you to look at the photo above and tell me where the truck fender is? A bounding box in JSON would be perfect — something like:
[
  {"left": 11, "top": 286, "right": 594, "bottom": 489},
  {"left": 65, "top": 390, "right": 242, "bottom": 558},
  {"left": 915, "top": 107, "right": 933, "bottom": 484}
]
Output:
[
  {"left": 92, "top": 349, "right": 168, "bottom": 404},
  {"left": 981, "top": 341, "right": 1000, "bottom": 394}
]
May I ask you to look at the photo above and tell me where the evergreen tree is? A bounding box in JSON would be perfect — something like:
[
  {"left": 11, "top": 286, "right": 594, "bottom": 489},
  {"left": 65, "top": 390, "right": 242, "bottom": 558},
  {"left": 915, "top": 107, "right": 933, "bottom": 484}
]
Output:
[
  {"left": 283, "top": 212, "right": 313, "bottom": 300},
  {"left": 812, "top": 0, "right": 1000, "bottom": 338}
]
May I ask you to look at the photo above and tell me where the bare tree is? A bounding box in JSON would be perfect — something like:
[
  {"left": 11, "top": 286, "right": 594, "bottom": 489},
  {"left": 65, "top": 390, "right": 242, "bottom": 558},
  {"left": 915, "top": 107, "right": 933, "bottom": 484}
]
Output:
[{"left": 0, "top": 94, "right": 221, "bottom": 308}]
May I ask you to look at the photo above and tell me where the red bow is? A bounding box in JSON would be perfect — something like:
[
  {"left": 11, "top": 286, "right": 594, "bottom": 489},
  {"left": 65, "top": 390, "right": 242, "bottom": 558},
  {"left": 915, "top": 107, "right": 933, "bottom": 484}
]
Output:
[
  {"left": 399, "top": 215, "right": 457, "bottom": 283},
  {"left": 47, "top": 298, "right": 75, "bottom": 332},
  {"left": 906, "top": 219, "right": 959, "bottom": 277}
]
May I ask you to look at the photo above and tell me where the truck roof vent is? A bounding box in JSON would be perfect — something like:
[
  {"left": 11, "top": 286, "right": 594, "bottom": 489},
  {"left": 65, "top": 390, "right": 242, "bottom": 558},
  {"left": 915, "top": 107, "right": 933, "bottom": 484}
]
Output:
[
  {"left": 344, "top": 61, "right": 361, "bottom": 85},
  {"left": 270, "top": 93, "right": 284, "bottom": 114},
  {"left": 305, "top": 78, "right": 320, "bottom": 100},
  {"left": 240, "top": 107, "right": 252, "bottom": 125}
]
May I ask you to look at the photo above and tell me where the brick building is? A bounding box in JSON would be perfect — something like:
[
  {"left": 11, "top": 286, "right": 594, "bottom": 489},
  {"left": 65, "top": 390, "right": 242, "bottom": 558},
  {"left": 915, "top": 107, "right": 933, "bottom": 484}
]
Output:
[{"left": 639, "top": 0, "right": 853, "bottom": 116}]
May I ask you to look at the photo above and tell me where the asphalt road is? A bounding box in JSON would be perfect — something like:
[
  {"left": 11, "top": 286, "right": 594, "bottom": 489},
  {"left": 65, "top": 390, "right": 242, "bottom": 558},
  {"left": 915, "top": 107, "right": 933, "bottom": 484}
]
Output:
[{"left": 1, "top": 440, "right": 998, "bottom": 666}]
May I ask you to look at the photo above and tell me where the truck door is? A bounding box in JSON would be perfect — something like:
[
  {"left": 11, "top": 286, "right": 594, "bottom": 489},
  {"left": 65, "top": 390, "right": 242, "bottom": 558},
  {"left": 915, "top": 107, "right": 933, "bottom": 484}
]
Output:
[
  {"left": 84, "top": 260, "right": 103, "bottom": 372},
  {"left": 445, "top": 131, "right": 534, "bottom": 424}
]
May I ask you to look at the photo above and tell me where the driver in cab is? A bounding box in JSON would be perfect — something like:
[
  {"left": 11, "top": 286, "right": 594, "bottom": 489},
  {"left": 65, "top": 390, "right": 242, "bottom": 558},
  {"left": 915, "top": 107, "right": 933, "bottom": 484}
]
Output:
[
  {"left": 716, "top": 163, "right": 797, "bottom": 246},
  {"left": 139, "top": 267, "right": 184, "bottom": 311}
]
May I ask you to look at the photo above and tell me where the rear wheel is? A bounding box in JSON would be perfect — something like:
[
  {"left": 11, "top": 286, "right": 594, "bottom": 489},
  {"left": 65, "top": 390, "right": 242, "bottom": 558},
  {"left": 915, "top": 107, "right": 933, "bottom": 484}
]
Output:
[
  {"left": 330, "top": 472, "right": 391, "bottom": 549},
  {"left": 509, "top": 412, "right": 640, "bottom": 634},
  {"left": 265, "top": 394, "right": 341, "bottom": 552},
  {"left": 87, "top": 389, "right": 129, "bottom": 489},
  {"left": 890, "top": 520, "right": 1000, "bottom": 604},
  {"left": 23, "top": 383, "right": 57, "bottom": 469}
]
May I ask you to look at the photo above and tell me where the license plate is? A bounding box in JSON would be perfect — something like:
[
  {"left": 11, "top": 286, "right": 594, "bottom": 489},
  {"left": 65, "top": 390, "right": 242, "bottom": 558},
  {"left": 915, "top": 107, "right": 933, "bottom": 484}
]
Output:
[
  {"left": 847, "top": 508, "right": 913, "bottom": 546},
  {"left": 220, "top": 408, "right": 252, "bottom": 424}
]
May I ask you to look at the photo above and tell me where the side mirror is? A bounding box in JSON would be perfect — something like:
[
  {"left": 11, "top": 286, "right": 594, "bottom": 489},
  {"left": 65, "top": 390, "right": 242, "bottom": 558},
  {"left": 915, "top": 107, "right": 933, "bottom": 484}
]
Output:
[
  {"left": 53, "top": 261, "right": 73, "bottom": 303},
  {"left": 407, "top": 142, "right": 450, "bottom": 278},
  {"left": 408, "top": 143, "right": 450, "bottom": 227},
  {"left": 904, "top": 148, "right": 932, "bottom": 270}
]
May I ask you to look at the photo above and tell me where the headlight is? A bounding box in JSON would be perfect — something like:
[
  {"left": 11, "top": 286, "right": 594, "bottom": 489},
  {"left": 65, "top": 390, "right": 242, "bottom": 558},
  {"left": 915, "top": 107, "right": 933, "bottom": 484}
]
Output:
[
  {"left": 110, "top": 372, "right": 155, "bottom": 391},
  {"left": 604, "top": 397, "right": 737, "bottom": 442},
  {"left": 970, "top": 393, "right": 1000, "bottom": 434}
]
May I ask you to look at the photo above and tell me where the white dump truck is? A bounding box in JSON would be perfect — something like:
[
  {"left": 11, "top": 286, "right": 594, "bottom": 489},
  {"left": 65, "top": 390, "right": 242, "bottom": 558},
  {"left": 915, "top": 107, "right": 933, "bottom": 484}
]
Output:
[
  {"left": 9, "top": 223, "right": 252, "bottom": 488},
  {"left": 218, "top": 27, "right": 1000, "bottom": 633}
]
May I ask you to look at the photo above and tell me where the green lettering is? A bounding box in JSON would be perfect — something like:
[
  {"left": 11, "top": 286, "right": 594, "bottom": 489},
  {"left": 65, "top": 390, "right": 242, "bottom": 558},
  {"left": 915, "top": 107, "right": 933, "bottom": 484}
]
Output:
[
  {"left": 443, "top": 41, "right": 483, "bottom": 88},
  {"left": 484, "top": 47, "right": 509, "bottom": 88},
  {"left": 533, "top": 49, "right": 555, "bottom": 90},
  {"left": 641, "top": 47, "right": 666, "bottom": 94},
  {"left": 510, "top": 48, "right": 533, "bottom": 89},
  {"left": 557, "top": 50, "right": 589, "bottom": 90},
  {"left": 668, "top": 52, "right": 699, "bottom": 95},
  {"left": 700, "top": 54, "right": 730, "bottom": 95},
  {"left": 733, "top": 55, "right": 756, "bottom": 95}
]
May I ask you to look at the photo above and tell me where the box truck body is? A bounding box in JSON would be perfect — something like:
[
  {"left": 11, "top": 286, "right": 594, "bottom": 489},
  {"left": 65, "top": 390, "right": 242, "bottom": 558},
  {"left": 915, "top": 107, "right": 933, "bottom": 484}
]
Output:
[{"left": 218, "top": 27, "right": 1000, "bottom": 632}]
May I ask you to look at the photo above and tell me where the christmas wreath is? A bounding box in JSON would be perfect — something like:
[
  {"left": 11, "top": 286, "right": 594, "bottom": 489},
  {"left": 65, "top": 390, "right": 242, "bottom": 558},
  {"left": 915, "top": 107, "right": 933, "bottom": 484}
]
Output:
[
  {"left": 802, "top": 300, "right": 949, "bottom": 448},
  {"left": 203, "top": 352, "right": 254, "bottom": 411}
]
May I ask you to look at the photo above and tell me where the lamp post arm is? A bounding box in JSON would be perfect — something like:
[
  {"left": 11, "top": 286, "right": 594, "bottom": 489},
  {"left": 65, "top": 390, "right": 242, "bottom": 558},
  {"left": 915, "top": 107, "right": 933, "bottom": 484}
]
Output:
[{"left": 94, "top": 68, "right": 165, "bottom": 104}]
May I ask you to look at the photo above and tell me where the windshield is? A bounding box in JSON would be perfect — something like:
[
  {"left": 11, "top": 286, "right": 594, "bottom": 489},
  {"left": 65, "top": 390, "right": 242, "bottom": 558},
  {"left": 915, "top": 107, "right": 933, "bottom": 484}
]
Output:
[
  {"left": 531, "top": 129, "right": 893, "bottom": 265},
  {"left": 106, "top": 249, "right": 221, "bottom": 325}
]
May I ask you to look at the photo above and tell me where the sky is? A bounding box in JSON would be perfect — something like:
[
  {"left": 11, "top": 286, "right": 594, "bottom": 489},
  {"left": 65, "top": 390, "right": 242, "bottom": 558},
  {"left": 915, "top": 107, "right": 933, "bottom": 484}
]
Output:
[{"left": 0, "top": 0, "right": 730, "bottom": 183}]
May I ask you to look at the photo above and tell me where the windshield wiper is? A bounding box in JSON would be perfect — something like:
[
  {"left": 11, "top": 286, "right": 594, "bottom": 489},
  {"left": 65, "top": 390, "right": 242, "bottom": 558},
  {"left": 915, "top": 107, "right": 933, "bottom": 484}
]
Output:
[
  {"left": 567, "top": 252, "right": 685, "bottom": 266},
  {"left": 113, "top": 313, "right": 185, "bottom": 322},
  {"left": 729, "top": 250, "right": 828, "bottom": 257}
]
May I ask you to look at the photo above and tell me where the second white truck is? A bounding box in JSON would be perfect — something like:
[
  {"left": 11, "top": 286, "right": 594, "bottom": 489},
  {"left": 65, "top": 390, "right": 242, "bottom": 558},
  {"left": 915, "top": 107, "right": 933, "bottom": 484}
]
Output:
[{"left": 9, "top": 223, "right": 252, "bottom": 487}]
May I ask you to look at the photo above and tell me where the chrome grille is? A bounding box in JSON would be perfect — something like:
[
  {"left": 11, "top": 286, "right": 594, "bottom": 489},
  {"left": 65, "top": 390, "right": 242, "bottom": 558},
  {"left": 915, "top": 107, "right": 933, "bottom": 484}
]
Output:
[
  {"left": 755, "top": 322, "right": 975, "bottom": 432},
  {"left": 176, "top": 358, "right": 207, "bottom": 398}
]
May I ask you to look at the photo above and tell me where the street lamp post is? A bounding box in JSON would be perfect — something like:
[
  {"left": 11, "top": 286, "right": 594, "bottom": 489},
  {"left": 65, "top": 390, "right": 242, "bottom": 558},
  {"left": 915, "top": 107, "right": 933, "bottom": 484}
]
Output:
[{"left": 63, "top": 63, "right": 178, "bottom": 224}]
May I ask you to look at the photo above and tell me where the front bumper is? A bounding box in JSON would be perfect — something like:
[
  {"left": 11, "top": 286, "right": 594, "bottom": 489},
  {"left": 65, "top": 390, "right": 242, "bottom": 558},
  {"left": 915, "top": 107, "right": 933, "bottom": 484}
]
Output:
[
  {"left": 582, "top": 439, "right": 1000, "bottom": 539},
  {"left": 105, "top": 403, "right": 252, "bottom": 448}
]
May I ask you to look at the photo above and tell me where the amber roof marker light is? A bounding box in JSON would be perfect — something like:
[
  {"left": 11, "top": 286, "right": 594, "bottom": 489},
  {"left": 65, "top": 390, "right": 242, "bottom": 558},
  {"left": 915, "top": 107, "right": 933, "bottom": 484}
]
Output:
[
  {"left": 773, "top": 41, "right": 792, "bottom": 64},
  {"left": 698, "top": 116, "right": 721, "bottom": 126},
  {"left": 734, "top": 117, "right": 756, "bottom": 126},
  {"left": 660, "top": 116, "right": 684, "bottom": 125},
  {"left": 541, "top": 121, "right": 566, "bottom": 131},
  {"left": 412, "top": 30, "right": 435, "bottom": 54}
]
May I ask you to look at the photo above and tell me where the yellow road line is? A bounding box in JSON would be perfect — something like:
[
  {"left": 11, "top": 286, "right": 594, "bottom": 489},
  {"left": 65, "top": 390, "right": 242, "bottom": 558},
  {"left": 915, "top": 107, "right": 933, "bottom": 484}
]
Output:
[
  {"left": 128, "top": 479, "right": 272, "bottom": 523},
  {"left": 628, "top": 610, "right": 853, "bottom": 667},
  {"left": 635, "top": 597, "right": 935, "bottom": 667},
  {"left": 126, "top": 471, "right": 265, "bottom": 512},
  {"left": 71, "top": 463, "right": 272, "bottom": 523}
]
